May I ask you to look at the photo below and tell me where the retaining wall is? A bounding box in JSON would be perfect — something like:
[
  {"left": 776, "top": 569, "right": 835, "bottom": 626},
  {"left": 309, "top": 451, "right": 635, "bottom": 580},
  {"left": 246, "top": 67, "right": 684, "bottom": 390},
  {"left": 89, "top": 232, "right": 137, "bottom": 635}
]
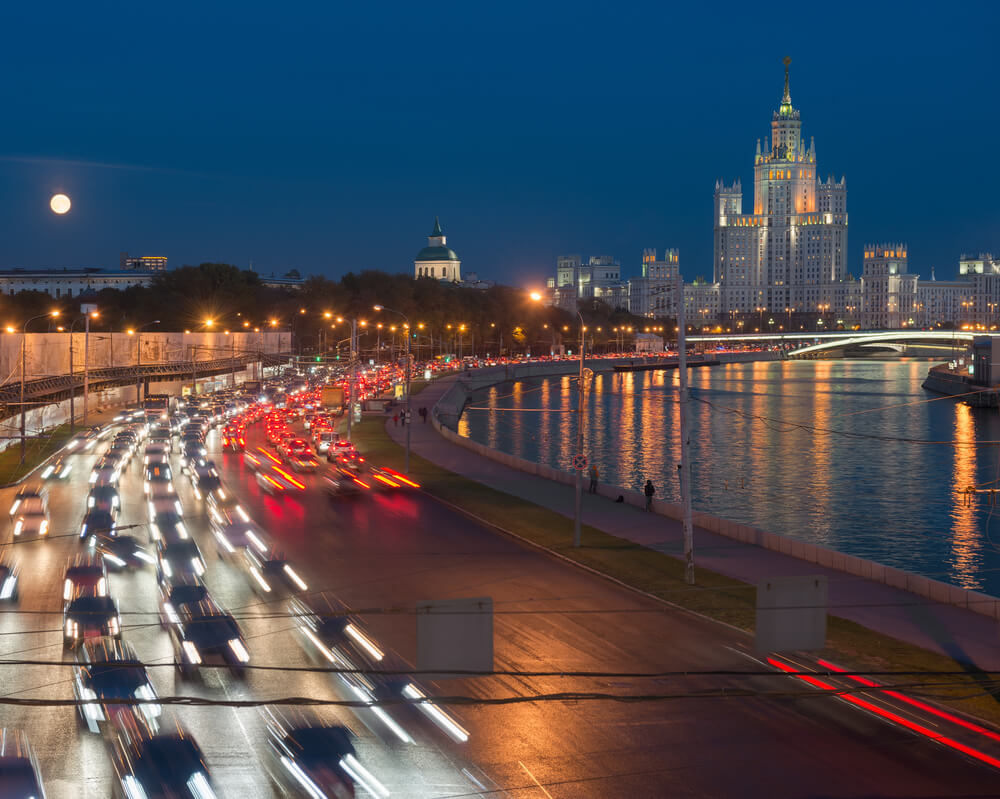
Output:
[{"left": 431, "top": 366, "right": 1000, "bottom": 620}]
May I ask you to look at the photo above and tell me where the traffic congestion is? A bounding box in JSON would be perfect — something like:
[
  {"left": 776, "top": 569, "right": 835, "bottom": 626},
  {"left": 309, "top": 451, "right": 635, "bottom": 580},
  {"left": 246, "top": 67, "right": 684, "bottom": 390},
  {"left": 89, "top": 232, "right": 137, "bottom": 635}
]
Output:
[{"left": 0, "top": 362, "right": 492, "bottom": 799}]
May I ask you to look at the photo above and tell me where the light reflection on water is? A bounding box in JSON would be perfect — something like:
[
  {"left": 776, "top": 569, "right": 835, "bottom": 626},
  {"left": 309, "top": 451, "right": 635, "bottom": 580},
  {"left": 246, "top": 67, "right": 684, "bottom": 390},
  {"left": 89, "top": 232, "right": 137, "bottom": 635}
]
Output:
[{"left": 458, "top": 359, "right": 1000, "bottom": 595}]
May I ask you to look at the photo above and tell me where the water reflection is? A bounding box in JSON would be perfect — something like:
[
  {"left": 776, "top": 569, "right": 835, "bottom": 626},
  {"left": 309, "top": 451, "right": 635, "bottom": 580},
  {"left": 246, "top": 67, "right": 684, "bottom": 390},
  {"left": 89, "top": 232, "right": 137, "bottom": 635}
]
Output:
[{"left": 460, "top": 360, "right": 1000, "bottom": 595}]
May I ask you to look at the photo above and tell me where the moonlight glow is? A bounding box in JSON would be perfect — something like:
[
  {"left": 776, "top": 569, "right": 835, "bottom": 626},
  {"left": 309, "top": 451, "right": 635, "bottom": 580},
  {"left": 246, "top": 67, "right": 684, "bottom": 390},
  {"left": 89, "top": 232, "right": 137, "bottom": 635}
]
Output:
[{"left": 49, "top": 194, "right": 71, "bottom": 214}]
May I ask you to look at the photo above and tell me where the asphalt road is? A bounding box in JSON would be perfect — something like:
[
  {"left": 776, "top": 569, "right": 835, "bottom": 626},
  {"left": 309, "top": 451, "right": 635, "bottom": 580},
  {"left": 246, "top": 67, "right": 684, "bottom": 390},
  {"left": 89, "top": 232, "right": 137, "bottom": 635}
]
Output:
[{"left": 1, "top": 414, "right": 998, "bottom": 798}]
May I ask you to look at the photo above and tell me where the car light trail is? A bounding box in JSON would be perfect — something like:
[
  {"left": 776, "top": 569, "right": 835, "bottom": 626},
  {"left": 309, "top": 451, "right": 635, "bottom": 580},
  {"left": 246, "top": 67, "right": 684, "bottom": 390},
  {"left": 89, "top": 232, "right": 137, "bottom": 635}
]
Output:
[
  {"left": 768, "top": 657, "right": 1000, "bottom": 770},
  {"left": 273, "top": 466, "right": 306, "bottom": 490},
  {"left": 344, "top": 623, "right": 384, "bottom": 661},
  {"left": 817, "top": 659, "right": 1000, "bottom": 744},
  {"left": 372, "top": 473, "right": 399, "bottom": 488},
  {"left": 283, "top": 564, "right": 308, "bottom": 591},
  {"left": 402, "top": 683, "right": 469, "bottom": 742},
  {"left": 340, "top": 753, "right": 390, "bottom": 797},
  {"left": 353, "top": 478, "right": 370, "bottom": 489},
  {"left": 381, "top": 468, "right": 420, "bottom": 488}
]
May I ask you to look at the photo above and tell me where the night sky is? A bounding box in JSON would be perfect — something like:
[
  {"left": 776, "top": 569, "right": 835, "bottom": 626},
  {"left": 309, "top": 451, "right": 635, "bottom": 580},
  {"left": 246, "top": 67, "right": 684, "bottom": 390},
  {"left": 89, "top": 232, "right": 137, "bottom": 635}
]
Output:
[{"left": 2, "top": 2, "right": 997, "bottom": 286}]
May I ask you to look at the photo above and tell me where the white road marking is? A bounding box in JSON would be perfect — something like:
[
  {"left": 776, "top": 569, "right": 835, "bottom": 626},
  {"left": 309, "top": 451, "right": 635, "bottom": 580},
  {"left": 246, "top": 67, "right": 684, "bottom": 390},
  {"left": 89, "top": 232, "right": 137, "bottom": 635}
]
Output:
[{"left": 519, "top": 760, "right": 555, "bottom": 799}]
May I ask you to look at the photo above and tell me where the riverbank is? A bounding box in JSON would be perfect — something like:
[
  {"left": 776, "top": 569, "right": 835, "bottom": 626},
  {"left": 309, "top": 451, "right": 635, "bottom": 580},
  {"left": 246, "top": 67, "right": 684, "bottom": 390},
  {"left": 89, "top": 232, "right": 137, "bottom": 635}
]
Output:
[
  {"left": 365, "top": 377, "right": 1000, "bottom": 729},
  {"left": 922, "top": 363, "right": 999, "bottom": 407}
]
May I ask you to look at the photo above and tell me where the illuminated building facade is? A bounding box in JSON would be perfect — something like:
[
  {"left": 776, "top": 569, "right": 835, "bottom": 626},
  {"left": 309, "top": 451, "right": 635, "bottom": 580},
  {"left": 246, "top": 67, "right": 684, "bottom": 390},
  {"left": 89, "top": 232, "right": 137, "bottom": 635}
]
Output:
[
  {"left": 714, "top": 58, "right": 847, "bottom": 316},
  {"left": 860, "top": 244, "right": 916, "bottom": 329},
  {"left": 415, "top": 217, "right": 462, "bottom": 282}
]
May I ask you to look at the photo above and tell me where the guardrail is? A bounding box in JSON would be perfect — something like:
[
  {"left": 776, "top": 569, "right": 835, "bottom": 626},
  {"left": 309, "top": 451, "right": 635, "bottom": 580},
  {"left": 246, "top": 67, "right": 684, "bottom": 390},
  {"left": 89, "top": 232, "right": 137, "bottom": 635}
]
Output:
[{"left": 0, "top": 352, "right": 292, "bottom": 421}]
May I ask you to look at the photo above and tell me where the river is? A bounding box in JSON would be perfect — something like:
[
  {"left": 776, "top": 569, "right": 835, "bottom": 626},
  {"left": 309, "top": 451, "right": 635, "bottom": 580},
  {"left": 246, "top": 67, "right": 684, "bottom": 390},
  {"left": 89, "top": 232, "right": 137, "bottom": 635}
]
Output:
[{"left": 457, "top": 359, "right": 1000, "bottom": 596}]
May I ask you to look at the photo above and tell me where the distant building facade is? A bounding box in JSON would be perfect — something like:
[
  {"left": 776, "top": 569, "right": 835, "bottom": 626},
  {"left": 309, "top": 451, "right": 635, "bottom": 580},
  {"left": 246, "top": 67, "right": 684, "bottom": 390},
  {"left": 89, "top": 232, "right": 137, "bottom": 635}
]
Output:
[
  {"left": 415, "top": 218, "right": 461, "bottom": 282},
  {"left": 120, "top": 253, "right": 167, "bottom": 271},
  {"left": 714, "top": 58, "right": 847, "bottom": 316},
  {"left": 0, "top": 268, "right": 155, "bottom": 298}
]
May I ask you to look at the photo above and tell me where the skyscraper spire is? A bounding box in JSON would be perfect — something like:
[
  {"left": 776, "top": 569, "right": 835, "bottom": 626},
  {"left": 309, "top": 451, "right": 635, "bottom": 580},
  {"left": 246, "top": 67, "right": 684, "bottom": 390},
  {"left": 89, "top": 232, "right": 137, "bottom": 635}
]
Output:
[{"left": 782, "top": 56, "right": 792, "bottom": 105}]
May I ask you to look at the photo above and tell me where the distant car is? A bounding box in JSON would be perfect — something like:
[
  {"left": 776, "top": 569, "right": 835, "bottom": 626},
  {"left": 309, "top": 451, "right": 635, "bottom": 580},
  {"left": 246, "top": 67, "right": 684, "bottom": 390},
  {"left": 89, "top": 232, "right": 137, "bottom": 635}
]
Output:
[
  {"left": 313, "top": 430, "right": 337, "bottom": 454},
  {"left": 206, "top": 490, "right": 251, "bottom": 526},
  {"left": 244, "top": 447, "right": 280, "bottom": 472},
  {"left": 169, "top": 599, "right": 249, "bottom": 677},
  {"left": 0, "top": 729, "right": 47, "bottom": 798},
  {"left": 180, "top": 440, "right": 207, "bottom": 469},
  {"left": 211, "top": 518, "right": 270, "bottom": 561},
  {"left": 327, "top": 440, "right": 357, "bottom": 460},
  {"left": 86, "top": 483, "right": 121, "bottom": 515},
  {"left": 74, "top": 638, "right": 161, "bottom": 733},
  {"left": 89, "top": 459, "right": 122, "bottom": 486},
  {"left": 143, "top": 443, "right": 170, "bottom": 465},
  {"left": 290, "top": 593, "right": 385, "bottom": 668},
  {"left": 148, "top": 494, "right": 185, "bottom": 521},
  {"left": 148, "top": 511, "right": 190, "bottom": 544},
  {"left": 221, "top": 425, "right": 245, "bottom": 452},
  {"left": 93, "top": 535, "right": 155, "bottom": 571},
  {"left": 78, "top": 509, "right": 117, "bottom": 540},
  {"left": 155, "top": 538, "right": 206, "bottom": 583},
  {"left": 255, "top": 466, "right": 306, "bottom": 496},
  {"left": 63, "top": 592, "right": 121, "bottom": 648},
  {"left": 63, "top": 555, "right": 109, "bottom": 600},
  {"left": 0, "top": 555, "right": 21, "bottom": 602},
  {"left": 40, "top": 454, "right": 73, "bottom": 479},
  {"left": 264, "top": 709, "right": 390, "bottom": 799},
  {"left": 108, "top": 721, "right": 218, "bottom": 799},
  {"left": 143, "top": 463, "right": 174, "bottom": 497},
  {"left": 192, "top": 469, "right": 223, "bottom": 501},
  {"left": 11, "top": 494, "right": 49, "bottom": 538},
  {"left": 158, "top": 575, "right": 211, "bottom": 627},
  {"left": 288, "top": 449, "right": 319, "bottom": 473},
  {"left": 240, "top": 547, "right": 308, "bottom": 595},
  {"left": 321, "top": 472, "right": 367, "bottom": 500},
  {"left": 65, "top": 426, "right": 104, "bottom": 452},
  {"left": 8, "top": 485, "right": 47, "bottom": 517}
]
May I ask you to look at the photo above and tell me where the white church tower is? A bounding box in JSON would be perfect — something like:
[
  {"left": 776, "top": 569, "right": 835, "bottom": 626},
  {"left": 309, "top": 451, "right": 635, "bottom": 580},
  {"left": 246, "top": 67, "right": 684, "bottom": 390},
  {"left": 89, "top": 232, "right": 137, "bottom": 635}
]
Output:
[{"left": 414, "top": 217, "right": 462, "bottom": 282}]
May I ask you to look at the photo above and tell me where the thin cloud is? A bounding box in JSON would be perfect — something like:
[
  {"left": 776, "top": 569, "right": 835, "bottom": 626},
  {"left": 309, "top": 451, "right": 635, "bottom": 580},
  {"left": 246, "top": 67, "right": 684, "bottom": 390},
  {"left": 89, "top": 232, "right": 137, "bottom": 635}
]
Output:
[{"left": 0, "top": 154, "right": 214, "bottom": 177}]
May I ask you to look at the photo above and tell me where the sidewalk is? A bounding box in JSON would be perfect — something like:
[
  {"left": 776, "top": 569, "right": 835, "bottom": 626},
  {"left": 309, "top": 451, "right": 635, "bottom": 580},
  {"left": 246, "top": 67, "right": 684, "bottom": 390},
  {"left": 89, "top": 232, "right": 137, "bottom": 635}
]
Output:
[{"left": 390, "top": 376, "right": 1000, "bottom": 670}]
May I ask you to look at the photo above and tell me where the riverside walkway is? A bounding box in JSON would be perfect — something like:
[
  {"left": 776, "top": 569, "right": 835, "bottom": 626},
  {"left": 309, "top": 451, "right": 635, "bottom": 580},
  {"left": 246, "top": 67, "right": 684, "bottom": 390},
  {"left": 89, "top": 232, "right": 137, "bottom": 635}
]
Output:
[{"left": 388, "top": 375, "right": 1000, "bottom": 671}]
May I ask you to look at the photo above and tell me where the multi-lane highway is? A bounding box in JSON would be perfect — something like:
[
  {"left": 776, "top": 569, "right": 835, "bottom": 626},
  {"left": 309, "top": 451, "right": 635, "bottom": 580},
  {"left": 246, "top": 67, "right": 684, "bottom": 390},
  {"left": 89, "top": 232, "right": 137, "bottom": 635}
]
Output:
[{"left": 1, "top": 400, "right": 999, "bottom": 797}]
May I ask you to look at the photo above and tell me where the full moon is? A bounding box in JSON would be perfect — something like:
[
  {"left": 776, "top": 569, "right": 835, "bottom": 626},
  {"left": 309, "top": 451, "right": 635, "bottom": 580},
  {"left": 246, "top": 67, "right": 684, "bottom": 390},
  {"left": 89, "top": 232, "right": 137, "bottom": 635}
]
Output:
[{"left": 49, "top": 194, "right": 71, "bottom": 215}]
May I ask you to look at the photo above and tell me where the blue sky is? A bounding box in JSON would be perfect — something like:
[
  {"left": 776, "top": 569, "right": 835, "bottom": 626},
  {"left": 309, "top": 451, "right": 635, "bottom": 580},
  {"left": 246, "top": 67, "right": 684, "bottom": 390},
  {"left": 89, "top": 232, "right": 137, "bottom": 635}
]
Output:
[{"left": 1, "top": 1, "right": 997, "bottom": 286}]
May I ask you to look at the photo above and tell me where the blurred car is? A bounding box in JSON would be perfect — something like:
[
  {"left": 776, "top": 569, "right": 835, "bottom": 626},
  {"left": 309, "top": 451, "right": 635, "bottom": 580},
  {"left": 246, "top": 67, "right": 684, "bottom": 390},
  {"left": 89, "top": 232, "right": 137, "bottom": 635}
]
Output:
[
  {"left": 65, "top": 425, "right": 104, "bottom": 452},
  {"left": 211, "top": 518, "right": 269, "bottom": 561},
  {"left": 74, "top": 638, "right": 161, "bottom": 733},
  {"left": 313, "top": 430, "right": 337, "bottom": 454},
  {"left": 63, "top": 591, "right": 121, "bottom": 648},
  {"left": 256, "top": 465, "right": 307, "bottom": 496},
  {"left": 148, "top": 509, "right": 189, "bottom": 544},
  {"left": 11, "top": 495, "right": 49, "bottom": 538},
  {"left": 206, "top": 490, "right": 251, "bottom": 526},
  {"left": 244, "top": 447, "right": 281, "bottom": 473},
  {"left": 327, "top": 440, "right": 357, "bottom": 460},
  {"left": 155, "top": 537, "right": 206, "bottom": 583},
  {"left": 290, "top": 594, "right": 385, "bottom": 667},
  {"left": 0, "top": 729, "right": 47, "bottom": 798},
  {"left": 143, "top": 463, "right": 174, "bottom": 497},
  {"left": 143, "top": 442, "right": 170, "bottom": 466},
  {"left": 241, "top": 547, "right": 308, "bottom": 595},
  {"left": 86, "top": 483, "right": 120, "bottom": 514},
  {"left": 78, "top": 508, "right": 117, "bottom": 540},
  {"left": 169, "top": 599, "right": 249, "bottom": 677},
  {"left": 221, "top": 425, "right": 245, "bottom": 452},
  {"left": 0, "top": 555, "right": 21, "bottom": 602},
  {"left": 108, "top": 720, "right": 218, "bottom": 799},
  {"left": 89, "top": 458, "right": 123, "bottom": 485},
  {"left": 158, "top": 575, "right": 211, "bottom": 627},
  {"left": 265, "top": 709, "right": 389, "bottom": 799},
  {"left": 63, "top": 554, "right": 109, "bottom": 600},
  {"left": 8, "top": 485, "right": 47, "bottom": 517},
  {"left": 148, "top": 494, "right": 185, "bottom": 522},
  {"left": 40, "top": 454, "right": 73, "bottom": 480},
  {"left": 321, "top": 472, "right": 367, "bottom": 500},
  {"left": 92, "top": 534, "right": 155, "bottom": 571},
  {"left": 180, "top": 440, "right": 207, "bottom": 470},
  {"left": 288, "top": 448, "right": 319, "bottom": 473}
]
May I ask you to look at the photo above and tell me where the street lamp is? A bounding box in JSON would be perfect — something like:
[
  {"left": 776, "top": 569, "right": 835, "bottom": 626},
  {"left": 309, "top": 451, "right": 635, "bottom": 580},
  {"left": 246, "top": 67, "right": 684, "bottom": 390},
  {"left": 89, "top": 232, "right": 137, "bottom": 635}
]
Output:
[
  {"left": 68, "top": 309, "right": 99, "bottom": 432},
  {"left": 128, "top": 320, "right": 161, "bottom": 403},
  {"left": 531, "top": 292, "right": 587, "bottom": 547},
  {"left": 19, "top": 310, "right": 60, "bottom": 464},
  {"left": 374, "top": 305, "right": 413, "bottom": 473}
]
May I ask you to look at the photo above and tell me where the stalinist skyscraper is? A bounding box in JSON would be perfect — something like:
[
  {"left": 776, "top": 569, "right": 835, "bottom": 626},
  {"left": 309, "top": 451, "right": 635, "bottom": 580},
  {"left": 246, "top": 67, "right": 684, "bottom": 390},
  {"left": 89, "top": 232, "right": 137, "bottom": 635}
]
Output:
[{"left": 714, "top": 58, "right": 848, "bottom": 315}]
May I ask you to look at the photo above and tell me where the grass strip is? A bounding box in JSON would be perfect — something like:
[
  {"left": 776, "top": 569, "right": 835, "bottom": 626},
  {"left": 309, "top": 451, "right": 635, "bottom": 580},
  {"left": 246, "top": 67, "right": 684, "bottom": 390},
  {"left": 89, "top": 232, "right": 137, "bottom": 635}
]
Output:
[
  {"left": 0, "top": 425, "right": 74, "bottom": 486},
  {"left": 350, "top": 414, "right": 1000, "bottom": 729}
]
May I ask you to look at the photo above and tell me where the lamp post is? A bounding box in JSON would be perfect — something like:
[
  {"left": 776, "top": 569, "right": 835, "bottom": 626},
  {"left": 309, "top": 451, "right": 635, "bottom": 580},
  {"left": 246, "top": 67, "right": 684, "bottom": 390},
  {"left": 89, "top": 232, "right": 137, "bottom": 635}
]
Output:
[
  {"left": 374, "top": 305, "right": 412, "bottom": 473},
  {"left": 68, "top": 309, "right": 99, "bottom": 432},
  {"left": 128, "top": 320, "right": 161, "bottom": 404},
  {"left": 20, "top": 310, "right": 60, "bottom": 464}
]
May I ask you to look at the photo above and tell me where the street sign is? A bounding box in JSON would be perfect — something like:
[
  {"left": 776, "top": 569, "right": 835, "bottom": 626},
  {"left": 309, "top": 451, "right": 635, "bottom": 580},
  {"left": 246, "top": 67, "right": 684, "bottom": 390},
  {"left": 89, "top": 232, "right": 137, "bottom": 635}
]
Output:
[{"left": 572, "top": 454, "right": 588, "bottom": 470}]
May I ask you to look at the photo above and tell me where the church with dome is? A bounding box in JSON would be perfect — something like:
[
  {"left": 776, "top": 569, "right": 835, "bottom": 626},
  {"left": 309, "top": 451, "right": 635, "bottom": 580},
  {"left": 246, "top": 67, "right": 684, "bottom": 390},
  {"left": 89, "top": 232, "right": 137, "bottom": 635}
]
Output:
[{"left": 414, "top": 217, "right": 461, "bottom": 282}]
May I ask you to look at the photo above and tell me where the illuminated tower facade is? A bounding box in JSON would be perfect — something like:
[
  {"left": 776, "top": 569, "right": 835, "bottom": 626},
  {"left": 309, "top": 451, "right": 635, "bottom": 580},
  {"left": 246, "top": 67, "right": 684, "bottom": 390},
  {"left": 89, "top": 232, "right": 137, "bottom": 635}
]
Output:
[{"left": 714, "top": 58, "right": 848, "bottom": 316}]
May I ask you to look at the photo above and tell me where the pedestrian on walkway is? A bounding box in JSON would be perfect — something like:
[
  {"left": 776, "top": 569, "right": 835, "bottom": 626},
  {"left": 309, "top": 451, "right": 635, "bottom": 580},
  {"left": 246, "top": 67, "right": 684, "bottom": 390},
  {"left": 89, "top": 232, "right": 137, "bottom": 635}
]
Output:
[
  {"left": 392, "top": 413, "right": 399, "bottom": 427},
  {"left": 643, "top": 479, "right": 655, "bottom": 511},
  {"left": 419, "top": 406, "right": 428, "bottom": 423},
  {"left": 588, "top": 464, "right": 599, "bottom": 494}
]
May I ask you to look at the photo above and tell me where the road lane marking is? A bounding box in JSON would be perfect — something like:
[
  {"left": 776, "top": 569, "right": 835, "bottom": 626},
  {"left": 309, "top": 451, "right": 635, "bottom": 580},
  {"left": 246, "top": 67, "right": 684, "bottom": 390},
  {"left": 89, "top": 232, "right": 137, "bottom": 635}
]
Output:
[{"left": 519, "top": 761, "right": 555, "bottom": 799}]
